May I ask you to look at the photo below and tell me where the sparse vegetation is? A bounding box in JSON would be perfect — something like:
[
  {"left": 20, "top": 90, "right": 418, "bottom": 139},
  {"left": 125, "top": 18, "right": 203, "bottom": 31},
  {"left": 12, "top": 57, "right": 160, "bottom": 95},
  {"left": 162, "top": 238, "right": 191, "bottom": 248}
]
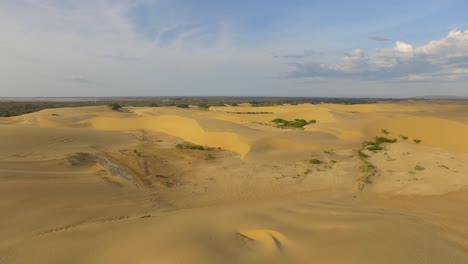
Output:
[
  {"left": 149, "top": 103, "right": 159, "bottom": 107},
  {"left": 228, "top": 111, "right": 273, "bottom": 114},
  {"left": 204, "top": 154, "right": 215, "bottom": 160},
  {"left": 176, "top": 143, "right": 206, "bottom": 150},
  {"left": 133, "top": 149, "right": 141, "bottom": 157},
  {"left": 271, "top": 118, "right": 317, "bottom": 129},
  {"left": 367, "top": 145, "right": 384, "bottom": 151},
  {"left": 380, "top": 129, "right": 389, "bottom": 135},
  {"left": 413, "top": 139, "right": 422, "bottom": 144},
  {"left": 360, "top": 162, "right": 375, "bottom": 173},
  {"left": 175, "top": 103, "right": 189, "bottom": 108},
  {"left": 362, "top": 136, "right": 397, "bottom": 152},
  {"left": 357, "top": 150, "right": 370, "bottom": 159},
  {"left": 399, "top": 135, "right": 408, "bottom": 140},
  {"left": 51, "top": 113, "right": 59, "bottom": 116},
  {"left": 197, "top": 103, "right": 210, "bottom": 109}
]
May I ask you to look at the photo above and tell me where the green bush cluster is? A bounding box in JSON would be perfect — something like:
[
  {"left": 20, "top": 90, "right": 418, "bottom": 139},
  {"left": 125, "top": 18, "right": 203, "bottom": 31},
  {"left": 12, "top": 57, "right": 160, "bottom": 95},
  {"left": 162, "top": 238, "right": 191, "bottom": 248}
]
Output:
[
  {"left": 175, "top": 104, "right": 189, "bottom": 108},
  {"left": 197, "top": 103, "right": 210, "bottom": 109},
  {"left": 176, "top": 143, "right": 205, "bottom": 150},
  {"left": 108, "top": 103, "right": 122, "bottom": 110},
  {"left": 271, "top": 118, "right": 317, "bottom": 129},
  {"left": 310, "top": 159, "right": 323, "bottom": 164},
  {"left": 362, "top": 136, "right": 397, "bottom": 152}
]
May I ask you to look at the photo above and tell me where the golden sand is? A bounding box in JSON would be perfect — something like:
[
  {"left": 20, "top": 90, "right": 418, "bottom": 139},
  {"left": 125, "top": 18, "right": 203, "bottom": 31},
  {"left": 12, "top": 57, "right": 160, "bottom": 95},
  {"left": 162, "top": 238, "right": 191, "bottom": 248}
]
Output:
[{"left": 1, "top": 101, "right": 468, "bottom": 263}]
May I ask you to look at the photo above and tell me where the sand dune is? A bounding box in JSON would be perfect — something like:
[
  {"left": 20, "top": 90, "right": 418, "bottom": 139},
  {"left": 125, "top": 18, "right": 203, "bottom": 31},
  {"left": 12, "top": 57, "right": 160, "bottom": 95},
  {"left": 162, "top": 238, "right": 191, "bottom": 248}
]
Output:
[{"left": 1, "top": 101, "right": 468, "bottom": 263}]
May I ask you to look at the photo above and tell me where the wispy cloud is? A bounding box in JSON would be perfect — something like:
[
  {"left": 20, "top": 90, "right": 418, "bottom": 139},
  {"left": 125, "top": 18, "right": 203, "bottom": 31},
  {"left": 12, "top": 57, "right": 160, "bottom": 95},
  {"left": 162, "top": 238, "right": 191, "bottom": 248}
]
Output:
[
  {"left": 71, "top": 76, "right": 93, "bottom": 84},
  {"left": 103, "top": 54, "right": 141, "bottom": 62},
  {"left": 368, "top": 35, "right": 391, "bottom": 42},
  {"left": 287, "top": 29, "right": 468, "bottom": 82},
  {"left": 274, "top": 50, "right": 316, "bottom": 59}
]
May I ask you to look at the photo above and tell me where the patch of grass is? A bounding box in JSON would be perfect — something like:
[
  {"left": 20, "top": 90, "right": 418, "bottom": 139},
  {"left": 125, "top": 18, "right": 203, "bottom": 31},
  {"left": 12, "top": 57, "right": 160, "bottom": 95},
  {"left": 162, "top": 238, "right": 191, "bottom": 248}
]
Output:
[
  {"left": 108, "top": 103, "right": 122, "bottom": 111},
  {"left": 414, "top": 165, "right": 425, "bottom": 171},
  {"left": 176, "top": 143, "right": 205, "bottom": 150},
  {"left": 310, "top": 159, "right": 323, "bottom": 165},
  {"left": 408, "top": 171, "right": 416, "bottom": 174},
  {"left": 51, "top": 113, "right": 59, "bottom": 116},
  {"left": 271, "top": 118, "right": 317, "bottom": 129},
  {"left": 413, "top": 139, "right": 422, "bottom": 144}
]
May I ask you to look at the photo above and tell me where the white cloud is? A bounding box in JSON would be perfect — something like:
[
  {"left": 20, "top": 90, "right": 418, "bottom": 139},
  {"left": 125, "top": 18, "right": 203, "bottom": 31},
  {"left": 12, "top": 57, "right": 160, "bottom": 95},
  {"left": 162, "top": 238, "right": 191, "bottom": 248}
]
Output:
[
  {"left": 394, "top": 41, "right": 413, "bottom": 53},
  {"left": 288, "top": 29, "right": 468, "bottom": 81}
]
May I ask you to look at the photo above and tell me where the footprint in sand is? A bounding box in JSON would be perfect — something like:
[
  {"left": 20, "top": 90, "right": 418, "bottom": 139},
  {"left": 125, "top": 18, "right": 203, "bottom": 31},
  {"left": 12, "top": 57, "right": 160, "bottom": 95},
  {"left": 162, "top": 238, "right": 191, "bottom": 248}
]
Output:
[{"left": 236, "top": 229, "right": 289, "bottom": 253}]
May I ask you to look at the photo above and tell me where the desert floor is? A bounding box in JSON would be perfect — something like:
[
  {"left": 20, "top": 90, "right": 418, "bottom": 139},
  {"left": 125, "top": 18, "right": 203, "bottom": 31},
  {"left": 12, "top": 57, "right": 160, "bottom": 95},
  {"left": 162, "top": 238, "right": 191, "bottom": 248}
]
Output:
[{"left": 1, "top": 101, "right": 468, "bottom": 263}]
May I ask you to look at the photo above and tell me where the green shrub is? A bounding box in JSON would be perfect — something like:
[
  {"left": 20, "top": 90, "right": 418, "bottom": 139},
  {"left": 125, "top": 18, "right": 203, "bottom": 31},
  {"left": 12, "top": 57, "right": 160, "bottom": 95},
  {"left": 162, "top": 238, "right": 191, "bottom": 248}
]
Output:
[
  {"left": 413, "top": 139, "right": 422, "bottom": 144},
  {"left": 149, "top": 103, "right": 159, "bottom": 107},
  {"left": 197, "top": 103, "right": 210, "bottom": 109},
  {"left": 414, "top": 165, "right": 425, "bottom": 171},
  {"left": 310, "top": 159, "right": 323, "bottom": 164},
  {"left": 271, "top": 118, "right": 317, "bottom": 129},
  {"left": 357, "top": 150, "right": 370, "bottom": 159},
  {"left": 399, "top": 135, "right": 408, "bottom": 140},
  {"left": 176, "top": 143, "right": 205, "bottom": 150},
  {"left": 374, "top": 136, "right": 397, "bottom": 144},
  {"left": 367, "top": 145, "right": 384, "bottom": 151},
  {"left": 108, "top": 103, "right": 122, "bottom": 111}
]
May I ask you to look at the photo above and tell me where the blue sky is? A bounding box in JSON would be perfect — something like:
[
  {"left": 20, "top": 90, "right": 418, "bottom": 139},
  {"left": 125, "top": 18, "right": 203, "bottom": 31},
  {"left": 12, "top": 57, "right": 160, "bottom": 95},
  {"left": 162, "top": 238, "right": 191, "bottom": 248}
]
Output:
[{"left": 1, "top": 0, "right": 467, "bottom": 97}]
